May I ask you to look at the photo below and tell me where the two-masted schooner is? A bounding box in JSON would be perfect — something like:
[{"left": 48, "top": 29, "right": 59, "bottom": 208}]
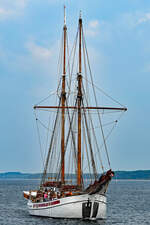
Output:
[{"left": 23, "top": 8, "right": 127, "bottom": 220}]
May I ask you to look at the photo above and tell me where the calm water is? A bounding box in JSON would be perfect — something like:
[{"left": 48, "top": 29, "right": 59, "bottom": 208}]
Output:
[{"left": 0, "top": 179, "right": 150, "bottom": 225}]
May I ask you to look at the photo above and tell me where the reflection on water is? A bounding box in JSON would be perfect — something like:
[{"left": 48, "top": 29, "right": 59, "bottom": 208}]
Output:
[{"left": 0, "top": 179, "right": 150, "bottom": 225}]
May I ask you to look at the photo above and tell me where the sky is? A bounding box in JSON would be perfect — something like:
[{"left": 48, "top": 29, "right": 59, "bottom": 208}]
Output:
[{"left": 0, "top": 0, "right": 150, "bottom": 173}]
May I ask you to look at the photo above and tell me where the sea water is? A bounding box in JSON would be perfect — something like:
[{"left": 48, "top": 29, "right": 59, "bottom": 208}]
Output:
[{"left": 0, "top": 179, "right": 150, "bottom": 225}]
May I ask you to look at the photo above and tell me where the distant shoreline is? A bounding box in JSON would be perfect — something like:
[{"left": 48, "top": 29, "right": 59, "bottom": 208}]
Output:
[
  {"left": 0, "top": 170, "right": 150, "bottom": 180},
  {"left": 0, "top": 178, "right": 150, "bottom": 181}
]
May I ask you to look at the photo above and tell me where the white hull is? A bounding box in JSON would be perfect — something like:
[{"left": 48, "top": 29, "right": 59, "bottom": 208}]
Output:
[{"left": 27, "top": 193, "right": 106, "bottom": 220}]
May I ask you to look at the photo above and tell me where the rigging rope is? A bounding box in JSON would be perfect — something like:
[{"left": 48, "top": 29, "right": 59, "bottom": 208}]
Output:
[
  {"left": 34, "top": 111, "right": 45, "bottom": 169},
  {"left": 40, "top": 97, "right": 61, "bottom": 187},
  {"left": 67, "top": 28, "right": 78, "bottom": 99},
  {"left": 82, "top": 81, "right": 104, "bottom": 173},
  {"left": 44, "top": 113, "right": 52, "bottom": 167},
  {"left": 82, "top": 75, "right": 125, "bottom": 108},
  {"left": 82, "top": 117, "right": 93, "bottom": 181},
  {"left": 57, "top": 98, "right": 78, "bottom": 181},
  {"left": 35, "top": 117, "right": 53, "bottom": 132},
  {"left": 82, "top": 100, "right": 98, "bottom": 179},
  {"left": 82, "top": 28, "right": 111, "bottom": 169},
  {"left": 34, "top": 91, "right": 57, "bottom": 106}
]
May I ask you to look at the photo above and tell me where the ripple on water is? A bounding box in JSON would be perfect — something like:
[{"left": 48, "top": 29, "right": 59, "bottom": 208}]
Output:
[{"left": 0, "top": 179, "right": 150, "bottom": 225}]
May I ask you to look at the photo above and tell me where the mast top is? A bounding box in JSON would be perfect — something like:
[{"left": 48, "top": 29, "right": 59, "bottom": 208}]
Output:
[
  {"left": 79, "top": 10, "right": 82, "bottom": 19},
  {"left": 64, "top": 5, "right": 66, "bottom": 26}
]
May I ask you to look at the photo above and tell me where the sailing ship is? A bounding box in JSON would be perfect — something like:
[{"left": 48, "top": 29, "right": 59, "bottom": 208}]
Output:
[{"left": 23, "top": 8, "right": 127, "bottom": 220}]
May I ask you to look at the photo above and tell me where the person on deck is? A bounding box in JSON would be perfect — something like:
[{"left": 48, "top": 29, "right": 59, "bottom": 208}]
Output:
[{"left": 44, "top": 193, "right": 48, "bottom": 201}]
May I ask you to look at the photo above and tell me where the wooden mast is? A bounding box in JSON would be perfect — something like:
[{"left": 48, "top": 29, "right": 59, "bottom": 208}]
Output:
[
  {"left": 77, "top": 12, "right": 82, "bottom": 187},
  {"left": 61, "top": 6, "right": 67, "bottom": 184}
]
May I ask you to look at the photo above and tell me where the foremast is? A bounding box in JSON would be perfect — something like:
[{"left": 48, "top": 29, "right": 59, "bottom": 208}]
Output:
[
  {"left": 77, "top": 14, "right": 82, "bottom": 187},
  {"left": 61, "top": 5, "right": 67, "bottom": 185}
]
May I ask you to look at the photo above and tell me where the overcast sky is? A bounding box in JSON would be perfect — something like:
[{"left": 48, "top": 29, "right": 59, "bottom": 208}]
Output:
[{"left": 0, "top": 0, "right": 150, "bottom": 172}]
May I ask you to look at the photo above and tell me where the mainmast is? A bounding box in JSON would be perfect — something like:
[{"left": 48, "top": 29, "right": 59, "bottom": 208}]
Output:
[
  {"left": 61, "top": 5, "right": 67, "bottom": 184},
  {"left": 77, "top": 12, "right": 82, "bottom": 187}
]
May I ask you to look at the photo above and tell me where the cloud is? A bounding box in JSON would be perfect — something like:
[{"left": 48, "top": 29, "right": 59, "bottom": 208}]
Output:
[
  {"left": 119, "top": 11, "right": 150, "bottom": 28},
  {"left": 24, "top": 40, "right": 58, "bottom": 79},
  {"left": 0, "top": 0, "right": 28, "bottom": 20},
  {"left": 0, "top": 0, "right": 28, "bottom": 8},
  {"left": 46, "top": 0, "right": 70, "bottom": 4},
  {"left": 0, "top": 8, "right": 13, "bottom": 20},
  {"left": 137, "top": 13, "right": 150, "bottom": 24},
  {"left": 86, "top": 20, "right": 100, "bottom": 37},
  {"left": 14, "top": 0, "right": 28, "bottom": 8},
  {"left": 88, "top": 20, "right": 99, "bottom": 29},
  {"left": 26, "top": 41, "right": 52, "bottom": 62}
]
